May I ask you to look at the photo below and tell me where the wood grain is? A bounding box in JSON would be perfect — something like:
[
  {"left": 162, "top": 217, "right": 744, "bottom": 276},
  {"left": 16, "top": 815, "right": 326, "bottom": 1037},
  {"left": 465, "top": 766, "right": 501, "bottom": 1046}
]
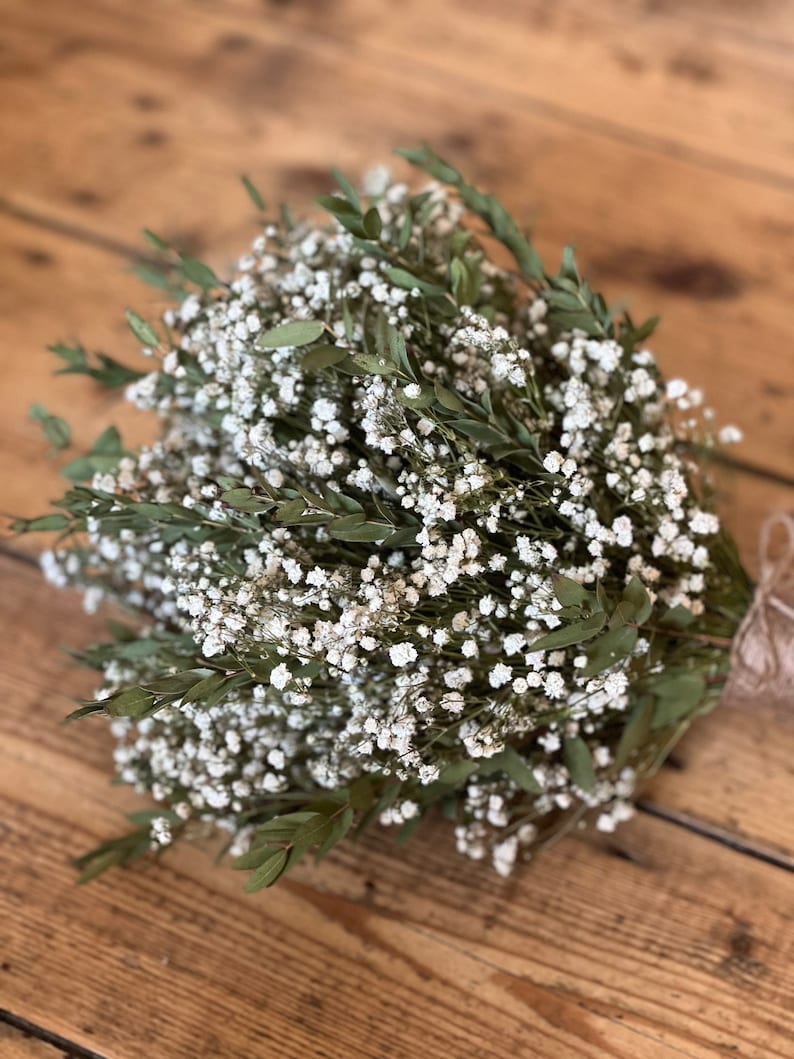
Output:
[
  {"left": 0, "top": 1024, "right": 71, "bottom": 1059},
  {"left": 2, "top": 1, "right": 794, "bottom": 475},
  {"left": 1, "top": 213, "right": 790, "bottom": 577},
  {"left": 1, "top": 558, "right": 794, "bottom": 1059},
  {"left": 238, "top": 0, "right": 794, "bottom": 182},
  {"left": 1, "top": 0, "right": 794, "bottom": 1056}
]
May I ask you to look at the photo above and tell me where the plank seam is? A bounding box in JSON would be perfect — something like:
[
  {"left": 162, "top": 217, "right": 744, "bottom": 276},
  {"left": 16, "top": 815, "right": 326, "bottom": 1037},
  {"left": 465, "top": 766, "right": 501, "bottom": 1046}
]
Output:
[
  {"left": 2, "top": 204, "right": 793, "bottom": 496},
  {"left": 637, "top": 800, "right": 794, "bottom": 874},
  {"left": 402, "top": 922, "right": 705, "bottom": 1059},
  {"left": 215, "top": 2, "right": 794, "bottom": 195},
  {"left": 713, "top": 453, "right": 794, "bottom": 491},
  {"left": 0, "top": 1009, "right": 108, "bottom": 1059},
  {"left": 0, "top": 540, "right": 40, "bottom": 569},
  {"left": 0, "top": 197, "right": 148, "bottom": 263}
]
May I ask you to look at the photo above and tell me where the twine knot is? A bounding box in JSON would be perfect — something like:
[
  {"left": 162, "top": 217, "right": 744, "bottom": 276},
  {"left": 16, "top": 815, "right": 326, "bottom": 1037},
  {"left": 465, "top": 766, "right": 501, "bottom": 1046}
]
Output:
[{"left": 725, "top": 513, "right": 794, "bottom": 707}]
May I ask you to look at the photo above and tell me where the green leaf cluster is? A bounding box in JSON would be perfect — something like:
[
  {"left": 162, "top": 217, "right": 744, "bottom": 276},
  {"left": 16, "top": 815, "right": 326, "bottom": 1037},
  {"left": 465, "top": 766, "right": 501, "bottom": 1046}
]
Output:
[{"left": 49, "top": 341, "right": 145, "bottom": 388}]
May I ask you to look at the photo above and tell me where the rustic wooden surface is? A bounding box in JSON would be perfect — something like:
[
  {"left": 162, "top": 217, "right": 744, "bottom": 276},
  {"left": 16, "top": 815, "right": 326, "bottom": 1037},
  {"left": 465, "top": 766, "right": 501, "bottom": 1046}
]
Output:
[{"left": 1, "top": 1, "right": 793, "bottom": 1056}]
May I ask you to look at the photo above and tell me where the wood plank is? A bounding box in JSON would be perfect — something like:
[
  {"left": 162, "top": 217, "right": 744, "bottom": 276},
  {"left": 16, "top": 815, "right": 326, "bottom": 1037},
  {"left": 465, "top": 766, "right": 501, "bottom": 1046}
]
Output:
[
  {"left": 0, "top": 1024, "right": 76, "bottom": 1059},
  {"left": 2, "top": 542, "right": 792, "bottom": 860},
  {"left": 2, "top": 558, "right": 794, "bottom": 1059},
  {"left": 1, "top": 213, "right": 791, "bottom": 576},
  {"left": 1, "top": 1, "right": 794, "bottom": 475},
  {"left": 3, "top": 3, "right": 793, "bottom": 1056},
  {"left": 0, "top": 216, "right": 156, "bottom": 532},
  {"left": 236, "top": 0, "right": 794, "bottom": 183},
  {"left": 576, "top": 0, "right": 794, "bottom": 50}
]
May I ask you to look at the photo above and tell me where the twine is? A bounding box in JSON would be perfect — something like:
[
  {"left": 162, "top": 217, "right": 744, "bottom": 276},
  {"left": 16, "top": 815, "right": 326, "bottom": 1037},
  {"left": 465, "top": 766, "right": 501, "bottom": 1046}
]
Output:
[{"left": 725, "top": 513, "right": 794, "bottom": 708}]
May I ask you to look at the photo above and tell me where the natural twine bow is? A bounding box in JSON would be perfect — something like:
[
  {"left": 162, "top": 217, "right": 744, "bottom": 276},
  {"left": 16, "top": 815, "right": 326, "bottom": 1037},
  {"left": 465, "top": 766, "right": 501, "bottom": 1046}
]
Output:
[{"left": 724, "top": 513, "right": 794, "bottom": 708}]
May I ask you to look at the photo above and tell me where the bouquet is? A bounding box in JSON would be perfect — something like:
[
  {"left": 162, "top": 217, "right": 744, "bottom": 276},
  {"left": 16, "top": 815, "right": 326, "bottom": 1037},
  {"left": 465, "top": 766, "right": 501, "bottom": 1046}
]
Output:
[{"left": 18, "top": 147, "right": 752, "bottom": 890}]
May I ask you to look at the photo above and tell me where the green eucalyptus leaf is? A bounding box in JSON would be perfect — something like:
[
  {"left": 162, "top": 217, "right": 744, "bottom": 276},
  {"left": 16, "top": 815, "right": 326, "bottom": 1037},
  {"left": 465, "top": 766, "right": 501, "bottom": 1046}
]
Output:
[
  {"left": 530, "top": 612, "right": 606, "bottom": 653},
  {"left": 481, "top": 746, "right": 541, "bottom": 792},
  {"left": 241, "top": 174, "right": 266, "bottom": 211},
  {"left": 125, "top": 308, "right": 159, "bottom": 347},
  {"left": 330, "top": 168, "right": 361, "bottom": 212},
  {"left": 13, "top": 513, "right": 70, "bottom": 533},
  {"left": 290, "top": 814, "right": 333, "bottom": 859},
  {"left": 451, "top": 420, "right": 506, "bottom": 447},
  {"left": 396, "top": 813, "right": 424, "bottom": 846},
  {"left": 581, "top": 625, "right": 638, "bottom": 678},
  {"left": 180, "top": 670, "right": 227, "bottom": 706},
  {"left": 252, "top": 813, "right": 319, "bottom": 846},
  {"left": 563, "top": 736, "right": 597, "bottom": 792},
  {"left": 381, "top": 526, "right": 418, "bottom": 548},
  {"left": 315, "top": 807, "right": 355, "bottom": 862},
  {"left": 65, "top": 701, "right": 106, "bottom": 722},
  {"left": 384, "top": 266, "right": 446, "bottom": 297},
  {"left": 609, "top": 601, "right": 637, "bottom": 629},
  {"left": 651, "top": 672, "right": 706, "bottom": 729},
  {"left": 614, "top": 697, "right": 655, "bottom": 770},
  {"left": 622, "top": 577, "right": 653, "bottom": 624},
  {"left": 142, "top": 228, "right": 170, "bottom": 251},
  {"left": 180, "top": 255, "right": 219, "bottom": 291},
  {"left": 221, "top": 488, "right": 272, "bottom": 513},
  {"left": 659, "top": 605, "right": 696, "bottom": 630},
  {"left": 257, "top": 320, "right": 325, "bottom": 349},
  {"left": 329, "top": 521, "right": 392, "bottom": 542},
  {"left": 275, "top": 498, "right": 307, "bottom": 524},
  {"left": 594, "top": 581, "right": 611, "bottom": 613},
  {"left": 30, "top": 404, "right": 71, "bottom": 450},
  {"left": 351, "top": 351, "right": 398, "bottom": 376},
  {"left": 104, "top": 687, "right": 157, "bottom": 718},
  {"left": 347, "top": 776, "right": 374, "bottom": 810},
  {"left": 301, "top": 344, "right": 349, "bottom": 371},
  {"left": 433, "top": 381, "right": 466, "bottom": 412},
  {"left": 232, "top": 844, "right": 280, "bottom": 871},
  {"left": 363, "top": 206, "right": 383, "bottom": 239},
  {"left": 243, "top": 848, "right": 289, "bottom": 892},
  {"left": 92, "top": 426, "right": 124, "bottom": 455},
  {"left": 438, "top": 760, "right": 478, "bottom": 786},
  {"left": 553, "top": 576, "right": 590, "bottom": 609}
]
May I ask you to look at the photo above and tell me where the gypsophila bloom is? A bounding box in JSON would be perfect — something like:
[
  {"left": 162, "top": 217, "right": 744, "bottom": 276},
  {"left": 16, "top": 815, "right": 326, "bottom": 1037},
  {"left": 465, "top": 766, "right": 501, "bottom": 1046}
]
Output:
[{"left": 26, "top": 147, "right": 751, "bottom": 889}]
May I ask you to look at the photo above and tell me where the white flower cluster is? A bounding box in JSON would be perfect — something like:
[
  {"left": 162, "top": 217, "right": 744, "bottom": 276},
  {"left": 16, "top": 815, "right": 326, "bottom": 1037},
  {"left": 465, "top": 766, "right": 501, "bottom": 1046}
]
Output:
[{"left": 41, "top": 168, "right": 745, "bottom": 878}]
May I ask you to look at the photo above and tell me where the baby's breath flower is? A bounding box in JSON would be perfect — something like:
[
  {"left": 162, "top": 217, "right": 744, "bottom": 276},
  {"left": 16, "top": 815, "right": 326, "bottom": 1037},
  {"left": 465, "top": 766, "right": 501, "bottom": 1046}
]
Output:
[{"left": 31, "top": 151, "right": 750, "bottom": 888}]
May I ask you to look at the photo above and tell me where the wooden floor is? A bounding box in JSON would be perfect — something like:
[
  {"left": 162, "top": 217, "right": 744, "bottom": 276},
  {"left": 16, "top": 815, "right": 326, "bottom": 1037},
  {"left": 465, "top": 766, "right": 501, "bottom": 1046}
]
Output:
[{"left": 1, "top": 2, "right": 794, "bottom": 1056}]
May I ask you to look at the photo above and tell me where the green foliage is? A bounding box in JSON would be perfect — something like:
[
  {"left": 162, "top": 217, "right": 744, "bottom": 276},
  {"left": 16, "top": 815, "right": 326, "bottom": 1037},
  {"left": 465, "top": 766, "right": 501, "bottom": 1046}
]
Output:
[
  {"left": 384, "top": 266, "right": 446, "bottom": 298},
  {"left": 73, "top": 818, "right": 170, "bottom": 883},
  {"left": 29, "top": 404, "right": 71, "bottom": 451},
  {"left": 563, "top": 736, "right": 597, "bottom": 792},
  {"left": 650, "top": 672, "right": 706, "bottom": 729},
  {"left": 12, "top": 513, "right": 70, "bottom": 534},
  {"left": 60, "top": 425, "right": 128, "bottom": 482},
  {"left": 481, "top": 747, "right": 542, "bottom": 793},
  {"left": 530, "top": 612, "right": 606, "bottom": 652},
  {"left": 241, "top": 174, "right": 266, "bottom": 212},
  {"left": 397, "top": 145, "right": 545, "bottom": 282},
  {"left": 125, "top": 307, "right": 160, "bottom": 347},
  {"left": 49, "top": 342, "right": 145, "bottom": 387},
  {"left": 301, "top": 344, "right": 349, "bottom": 371},
  {"left": 179, "top": 255, "right": 219, "bottom": 292},
  {"left": 17, "top": 151, "right": 748, "bottom": 893},
  {"left": 234, "top": 789, "right": 371, "bottom": 891},
  {"left": 256, "top": 320, "right": 326, "bottom": 348}
]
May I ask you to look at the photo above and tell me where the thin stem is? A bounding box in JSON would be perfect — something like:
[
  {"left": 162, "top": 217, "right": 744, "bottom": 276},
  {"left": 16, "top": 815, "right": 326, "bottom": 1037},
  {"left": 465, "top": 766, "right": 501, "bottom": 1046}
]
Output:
[{"left": 633, "top": 623, "right": 733, "bottom": 649}]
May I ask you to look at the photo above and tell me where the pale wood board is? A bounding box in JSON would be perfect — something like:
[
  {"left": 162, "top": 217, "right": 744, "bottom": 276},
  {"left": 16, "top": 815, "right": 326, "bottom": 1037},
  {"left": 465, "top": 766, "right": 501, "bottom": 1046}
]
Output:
[
  {"left": 1, "top": 2, "right": 794, "bottom": 474},
  {"left": 0, "top": 1024, "right": 75, "bottom": 1059},
  {"left": 2, "top": 559, "right": 794, "bottom": 1059},
  {"left": 1, "top": 213, "right": 790, "bottom": 573},
  {"left": 1, "top": 0, "right": 794, "bottom": 1056},
  {"left": 226, "top": 0, "right": 794, "bottom": 181}
]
